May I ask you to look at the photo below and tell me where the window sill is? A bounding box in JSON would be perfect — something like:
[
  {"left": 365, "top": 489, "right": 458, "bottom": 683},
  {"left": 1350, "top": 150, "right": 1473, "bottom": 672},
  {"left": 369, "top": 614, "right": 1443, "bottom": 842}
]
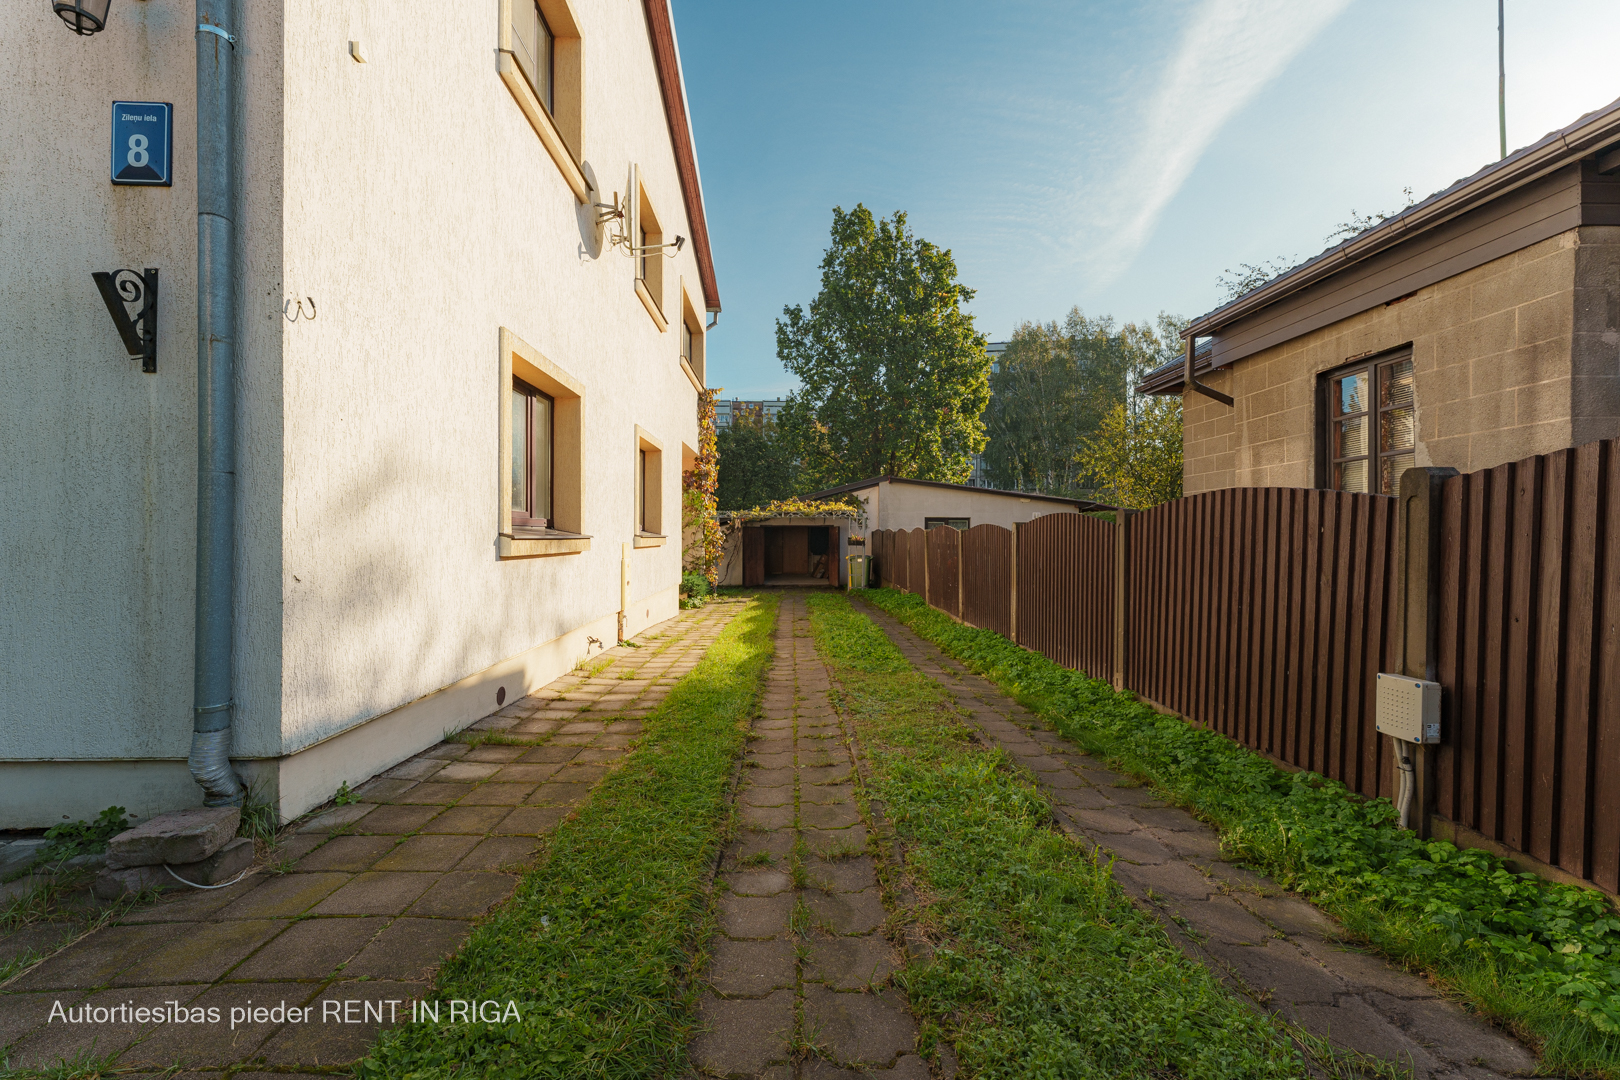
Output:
[
  {"left": 497, "top": 52, "right": 590, "bottom": 204},
  {"left": 633, "top": 533, "right": 666, "bottom": 548},
  {"left": 635, "top": 279, "right": 669, "bottom": 332},
  {"left": 499, "top": 529, "right": 592, "bottom": 559},
  {"left": 679, "top": 356, "right": 704, "bottom": 393}
]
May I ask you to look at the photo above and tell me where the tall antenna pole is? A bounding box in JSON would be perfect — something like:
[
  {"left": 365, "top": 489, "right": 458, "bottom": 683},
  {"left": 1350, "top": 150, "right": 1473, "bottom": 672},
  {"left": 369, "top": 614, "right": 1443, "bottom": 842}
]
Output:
[{"left": 1498, "top": 0, "right": 1507, "bottom": 159}]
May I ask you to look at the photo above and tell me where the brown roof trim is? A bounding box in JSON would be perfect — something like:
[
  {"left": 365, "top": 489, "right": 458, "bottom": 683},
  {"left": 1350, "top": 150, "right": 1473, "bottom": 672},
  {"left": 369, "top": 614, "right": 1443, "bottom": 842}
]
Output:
[
  {"left": 1185, "top": 95, "right": 1620, "bottom": 345},
  {"left": 806, "top": 474, "right": 1117, "bottom": 513},
  {"left": 642, "top": 0, "right": 720, "bottom": 313}
]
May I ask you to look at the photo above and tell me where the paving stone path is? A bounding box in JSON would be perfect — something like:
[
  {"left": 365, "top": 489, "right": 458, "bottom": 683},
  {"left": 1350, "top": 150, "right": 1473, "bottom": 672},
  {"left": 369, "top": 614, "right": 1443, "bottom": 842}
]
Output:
[
  {"left": 690, "top": 593, "right": 932, "bottom": 1080},
  {"left": 855, "top": 599, "right": 1539, "bottom": 1080},
  {"left": 0, "top": 599, "right": 745, "bottom": 1076}
]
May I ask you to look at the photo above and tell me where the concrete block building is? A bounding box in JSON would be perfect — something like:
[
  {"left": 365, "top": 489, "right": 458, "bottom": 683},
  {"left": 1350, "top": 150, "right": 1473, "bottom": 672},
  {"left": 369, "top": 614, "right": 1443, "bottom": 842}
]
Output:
[
  {"left": 0, "top": 0, "right": 719, "bottom": 827},
  {"left": 1141, "top": 97, "right": 1620, "bottom": 495}
]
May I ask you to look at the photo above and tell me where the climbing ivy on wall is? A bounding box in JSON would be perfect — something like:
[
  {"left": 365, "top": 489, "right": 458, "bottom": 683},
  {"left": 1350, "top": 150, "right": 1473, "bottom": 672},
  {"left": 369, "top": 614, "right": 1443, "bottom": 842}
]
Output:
[{"left": 683, "top": 388, "right": 724, "bottom": 586}]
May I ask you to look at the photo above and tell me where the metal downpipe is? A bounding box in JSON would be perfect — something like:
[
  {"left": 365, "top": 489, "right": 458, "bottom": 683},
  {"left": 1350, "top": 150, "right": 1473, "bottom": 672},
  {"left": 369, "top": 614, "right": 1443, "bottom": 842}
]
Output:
[{"left": 189, "top": 0, "right": 243, "bottom": 806}]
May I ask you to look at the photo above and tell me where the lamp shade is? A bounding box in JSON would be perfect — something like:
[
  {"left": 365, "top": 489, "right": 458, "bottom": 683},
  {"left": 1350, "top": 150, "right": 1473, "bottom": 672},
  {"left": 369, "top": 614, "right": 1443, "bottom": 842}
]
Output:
[{"left": 53, "top": 0, "right": 111, "bottom": 35}]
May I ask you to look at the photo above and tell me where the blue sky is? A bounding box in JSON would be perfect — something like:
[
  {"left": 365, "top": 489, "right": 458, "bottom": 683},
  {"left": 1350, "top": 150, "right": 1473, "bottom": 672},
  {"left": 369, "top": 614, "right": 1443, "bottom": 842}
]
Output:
[{"left": 673, "top": 0, "right": 1620, "bottom": 400}]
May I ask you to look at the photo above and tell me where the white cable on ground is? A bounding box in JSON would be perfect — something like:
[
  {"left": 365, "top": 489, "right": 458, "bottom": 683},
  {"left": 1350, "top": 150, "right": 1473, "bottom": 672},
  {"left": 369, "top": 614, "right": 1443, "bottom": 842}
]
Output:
[{"left": 165, "top": 862, "right": 251, "bottom": 890}]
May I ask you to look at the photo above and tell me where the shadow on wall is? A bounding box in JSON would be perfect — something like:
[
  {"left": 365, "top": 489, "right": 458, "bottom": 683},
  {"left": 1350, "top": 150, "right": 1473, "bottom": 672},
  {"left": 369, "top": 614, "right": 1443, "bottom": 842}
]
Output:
[{"left": 275, "top": 432, "right": 588, "bottom": 760}]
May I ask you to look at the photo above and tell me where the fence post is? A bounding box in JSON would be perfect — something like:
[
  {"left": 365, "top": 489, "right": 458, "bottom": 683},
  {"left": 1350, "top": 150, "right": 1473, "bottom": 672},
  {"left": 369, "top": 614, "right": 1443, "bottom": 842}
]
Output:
[
  {"left": 1114, "top": 509, "right": 1134, "bottom": 691},
  {"left": 1010, "top": 522, "right": 1020, "bottom": 644},
  {"left": 922, "top": 529, "right": 930, "bottom": 604},
  {"left": 1397, "top": 466, "right": 1457, "bottom": 839}
]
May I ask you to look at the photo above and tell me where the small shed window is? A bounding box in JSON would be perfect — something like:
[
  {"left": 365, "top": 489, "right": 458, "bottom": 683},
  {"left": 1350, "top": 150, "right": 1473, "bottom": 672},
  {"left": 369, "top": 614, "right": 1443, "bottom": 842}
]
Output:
[
  {"left": 1322, "top": 350, "right": 1415, "bottom": 495},
  {"left": 924, "top": 517, "right": 971, "bottom": 531}
]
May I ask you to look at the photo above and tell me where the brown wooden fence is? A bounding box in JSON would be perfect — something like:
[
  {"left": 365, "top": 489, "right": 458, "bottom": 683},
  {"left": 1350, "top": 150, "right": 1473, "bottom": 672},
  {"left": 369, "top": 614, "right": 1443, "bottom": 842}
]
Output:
[
  {"left": 926, "top": 525, "right": 961, "bottom": 619},
  {"left": 1433, "top": 441, "right": 1620, "bottom": 892},
  {"left": 1127, "top": 488, "right": 1400, "bottom": 801},
  {"left": 866, "top": 439, "right": 1620, "bottom": 892},
  {"left": 960, "top": 524, "right": 1012, "bottom": 637},
  {"left": 1017, "top": 513, "right": 1116, "bottom": 680}
]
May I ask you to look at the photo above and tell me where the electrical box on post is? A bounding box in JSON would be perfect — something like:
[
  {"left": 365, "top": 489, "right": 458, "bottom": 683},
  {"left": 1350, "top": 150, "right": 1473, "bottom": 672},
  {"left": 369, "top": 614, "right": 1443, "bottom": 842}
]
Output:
[{"left": 1376, "top": 674, "right": 1441, "bottom": 744}]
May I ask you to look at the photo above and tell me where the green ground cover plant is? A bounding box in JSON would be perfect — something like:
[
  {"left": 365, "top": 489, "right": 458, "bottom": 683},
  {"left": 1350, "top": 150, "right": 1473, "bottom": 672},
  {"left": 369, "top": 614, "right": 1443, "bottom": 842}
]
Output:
[
  {"left": 857, "top": 587, "right": 1620, "bottom": 1076},
  {"left": 355, "top": 594, "right": 779, "bottom": 1080},
  {"left": 807, "top": 592, "right": 1311, "bottom": 1079}
]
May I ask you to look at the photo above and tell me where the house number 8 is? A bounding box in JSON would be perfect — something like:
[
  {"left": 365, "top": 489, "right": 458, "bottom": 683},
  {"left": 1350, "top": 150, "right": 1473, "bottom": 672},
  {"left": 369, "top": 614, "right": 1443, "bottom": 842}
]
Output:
[{"left": 126, "top": 134, "right": 149, "bottom": 168}]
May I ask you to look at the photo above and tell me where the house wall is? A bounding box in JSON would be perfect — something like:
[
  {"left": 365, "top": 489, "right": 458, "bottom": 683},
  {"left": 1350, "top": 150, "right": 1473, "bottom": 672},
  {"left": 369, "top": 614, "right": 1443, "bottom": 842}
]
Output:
[
  {"left": 264, "top": 0, "right": 701, "bottom": 818},
  {"left": 0, "top": 4, "right": 288, "bottom": 827},
  {"left": 1, "top": 1, "right": 704, "bottom": 826},
  {"left": 1182, "top": 228, "right": 1620, "bottom": 493},
  {"left": 851, "top": 482, "right": 1079, "bottom": 533}
]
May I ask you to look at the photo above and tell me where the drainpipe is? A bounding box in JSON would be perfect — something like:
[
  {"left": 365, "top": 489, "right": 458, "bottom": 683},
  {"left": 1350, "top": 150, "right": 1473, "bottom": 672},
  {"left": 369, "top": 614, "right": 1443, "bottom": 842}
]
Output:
[
  {"left": 189, "top": 0, "right": 244, "bottom": 806},
  {"left": 1184, "top": 335, "right": 1233, "bottom": 408}
]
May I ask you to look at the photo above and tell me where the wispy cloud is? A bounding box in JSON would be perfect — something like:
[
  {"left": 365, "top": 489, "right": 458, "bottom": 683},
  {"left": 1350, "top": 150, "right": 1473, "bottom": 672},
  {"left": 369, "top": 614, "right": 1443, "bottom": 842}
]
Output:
[{"left": 1080, "top": 0, "right": 1352, "bottom": 280}]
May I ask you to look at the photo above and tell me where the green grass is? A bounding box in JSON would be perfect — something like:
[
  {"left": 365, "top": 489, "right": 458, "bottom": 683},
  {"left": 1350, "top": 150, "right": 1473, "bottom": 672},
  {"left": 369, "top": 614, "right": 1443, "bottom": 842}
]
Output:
[
  {"left": 807, "top": 592, "right": 1312, "bottom": 1079},
  {"left": 856, "top": 587, "right": 1620, "bottom": 1077},
  {"left": 355, "top": 593, "right": 778, "bottom": 1080}
]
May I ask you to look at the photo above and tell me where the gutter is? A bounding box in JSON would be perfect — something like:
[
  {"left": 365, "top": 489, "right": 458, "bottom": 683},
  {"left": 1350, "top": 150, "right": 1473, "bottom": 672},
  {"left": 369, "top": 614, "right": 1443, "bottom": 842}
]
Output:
[
  {"left": 1184, "top": 95, "right": 1620, "bottom": 345},
  {"left": 642, "top": 0, "right": 720, "bottom": 317}
]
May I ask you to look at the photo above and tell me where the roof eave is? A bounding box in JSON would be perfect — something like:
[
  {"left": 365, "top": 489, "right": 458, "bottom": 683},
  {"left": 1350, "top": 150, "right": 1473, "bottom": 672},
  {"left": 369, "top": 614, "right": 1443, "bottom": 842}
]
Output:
[{"left": 642, "top": 0, "right": 720, "bottom": 314}]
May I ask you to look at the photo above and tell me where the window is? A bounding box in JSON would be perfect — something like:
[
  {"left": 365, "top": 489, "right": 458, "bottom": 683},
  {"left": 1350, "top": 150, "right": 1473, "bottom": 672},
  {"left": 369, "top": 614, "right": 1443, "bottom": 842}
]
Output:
[
  {"left": 634, "top": 427, "right": 665, "bottom": 545},
  {"left": 632, "top": 175, "right": 666, "bottom": 329},
  {"left": 925, "top": 518, "right": 971, "bottom": 531},
  {"left": 510, "top": 378, "right": 553, "bottom": 527},
  {"left": 498, "top": 0, "right": 586, "bottom": 202},
  {"left": 1322, "top": 350, "right": 1416, "bottom": 495},
  {"left": 499, "top": 327, "right": 587, "bottom": 558},
  {"left": 678, "top": 282, "right": 706, "bottom": 389},
  {"left": 511, "top": 1, "right": 555, "bottom": 114}
]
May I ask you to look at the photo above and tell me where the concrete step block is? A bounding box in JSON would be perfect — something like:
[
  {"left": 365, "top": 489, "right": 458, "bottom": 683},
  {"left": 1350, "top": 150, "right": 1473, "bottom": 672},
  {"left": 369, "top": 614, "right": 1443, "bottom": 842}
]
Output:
[
  {"left": 93, "top": 837, "right": 255, "bottom": 899},
  {"left": 106, "top": 806, "right": 240, "bottom": 868}
]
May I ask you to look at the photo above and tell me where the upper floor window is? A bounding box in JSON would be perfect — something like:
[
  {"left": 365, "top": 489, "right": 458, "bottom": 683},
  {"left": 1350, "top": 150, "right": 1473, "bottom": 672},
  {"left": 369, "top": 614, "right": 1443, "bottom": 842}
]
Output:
[
  {"left": 511, "top": 1, "right": 555, "bottom": 114},
  {"left": 1323, "top": 350, "right": 1415, "bottom": 495},
  {"left": 499, "top": 0, "right": 587, "bottom": 202}
]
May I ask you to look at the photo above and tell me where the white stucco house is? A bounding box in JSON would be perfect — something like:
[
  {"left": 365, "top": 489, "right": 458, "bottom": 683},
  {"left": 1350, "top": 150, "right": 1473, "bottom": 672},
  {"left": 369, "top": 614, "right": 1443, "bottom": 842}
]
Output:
[
  {"left": 806, "top": 476, "right": 1104, "bottom": 534},
  {"left": 0, "top": 0, "right": 719, "bottom": 827}
]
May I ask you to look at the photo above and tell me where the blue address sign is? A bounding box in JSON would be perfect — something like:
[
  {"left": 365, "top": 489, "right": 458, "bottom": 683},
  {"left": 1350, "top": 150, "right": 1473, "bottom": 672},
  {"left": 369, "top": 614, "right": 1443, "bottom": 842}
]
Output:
[{"left": 111, "top": 101, "right": 172, "bottom": 186}]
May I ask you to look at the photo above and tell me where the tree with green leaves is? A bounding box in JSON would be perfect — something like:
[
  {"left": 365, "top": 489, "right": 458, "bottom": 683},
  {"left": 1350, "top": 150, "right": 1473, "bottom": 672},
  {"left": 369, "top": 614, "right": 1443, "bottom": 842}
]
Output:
[
  {"left": 1073, "top": 393, "right": 1183, "bottom": 509},
  {"left": 775, "top": 205, "right": 989, "bottom": 488},
  {"left": 714, "top": 412, "right": 799, "bottom": 511},
  {"left": 983, "top": 310, "right": 1185, "bottom": 497}
]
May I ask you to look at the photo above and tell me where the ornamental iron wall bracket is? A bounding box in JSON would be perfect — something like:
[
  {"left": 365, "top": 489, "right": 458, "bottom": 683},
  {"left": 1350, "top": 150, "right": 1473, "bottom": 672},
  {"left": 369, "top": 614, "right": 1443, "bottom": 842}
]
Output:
[{"left": 93, "top": 267, "right": 158, "bottom": 373}]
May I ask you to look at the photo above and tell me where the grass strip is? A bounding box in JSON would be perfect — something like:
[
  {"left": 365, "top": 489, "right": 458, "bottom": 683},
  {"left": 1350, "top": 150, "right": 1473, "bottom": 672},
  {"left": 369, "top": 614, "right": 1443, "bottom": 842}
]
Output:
[
  {"left": 355, "top": 593, "right": 779, "bottom": 1080},
  {"left": 806, "top": 592, "right": 1310, "bottom": 1079},
  {"left": 856, "top": 587, "right": 1620, "bottom": 1077}
]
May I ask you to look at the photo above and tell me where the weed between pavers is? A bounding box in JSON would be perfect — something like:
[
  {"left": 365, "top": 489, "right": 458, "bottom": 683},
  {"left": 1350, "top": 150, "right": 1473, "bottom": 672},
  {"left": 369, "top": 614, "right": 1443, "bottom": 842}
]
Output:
[
  {"left": 808, "top": 592, "right": 1313, "bottom": 1079},
  {"left": 353, "top": 596, "right": 777, "bottom": 1080},
  {"left": 857, "top": 587, "right": 1620, "bottom": 1075}
]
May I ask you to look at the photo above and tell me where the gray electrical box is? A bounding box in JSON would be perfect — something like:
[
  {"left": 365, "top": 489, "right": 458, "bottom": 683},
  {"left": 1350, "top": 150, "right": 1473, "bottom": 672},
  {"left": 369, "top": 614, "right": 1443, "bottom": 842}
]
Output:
[{"left": 1375, "top": 674, "right": 1441, "bottom": 744}]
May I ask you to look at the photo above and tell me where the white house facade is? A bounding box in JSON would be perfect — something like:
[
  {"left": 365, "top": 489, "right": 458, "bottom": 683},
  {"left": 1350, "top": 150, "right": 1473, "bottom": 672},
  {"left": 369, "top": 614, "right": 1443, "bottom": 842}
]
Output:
[{"left": 0, "top": 0, "right": 718, "bottom": 827}]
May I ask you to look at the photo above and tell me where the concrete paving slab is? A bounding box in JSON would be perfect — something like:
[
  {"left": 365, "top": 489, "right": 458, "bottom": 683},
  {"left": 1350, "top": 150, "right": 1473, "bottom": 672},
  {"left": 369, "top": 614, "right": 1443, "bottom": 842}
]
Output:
[
  {"left": 311, "top": 873, "right": 438, "bottom": 917},
  {"left": 689, "top": 990, "right": 794, "bottom": 1076},
  {"left": 344, "top": 918, "right": 471, "bottom": 980},
  {"left": 114, "top": 919, "right": 286, "bottom": 985}
]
